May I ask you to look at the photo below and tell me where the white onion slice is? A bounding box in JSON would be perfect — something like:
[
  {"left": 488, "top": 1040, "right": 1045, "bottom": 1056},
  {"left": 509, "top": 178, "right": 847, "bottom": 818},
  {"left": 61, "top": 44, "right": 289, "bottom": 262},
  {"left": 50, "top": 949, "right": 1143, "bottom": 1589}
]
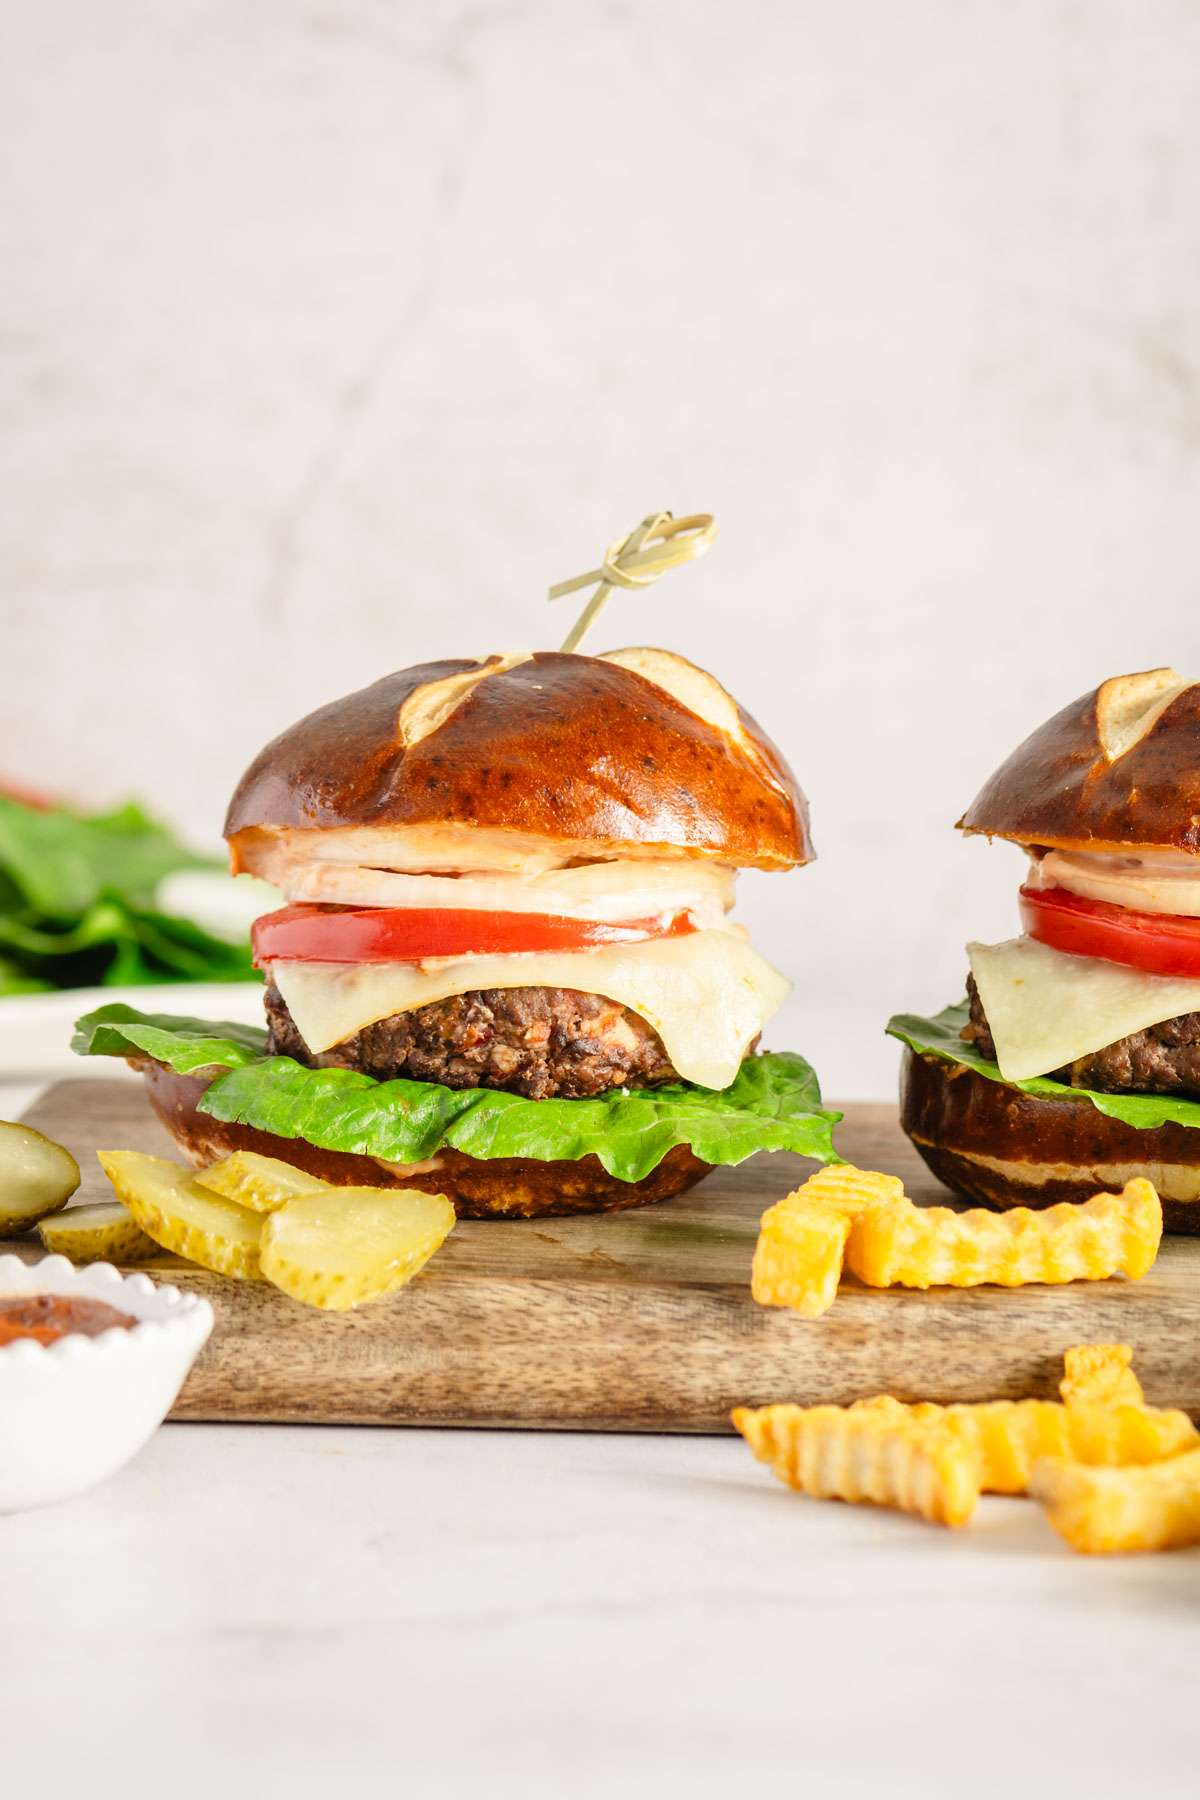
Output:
[
  {"left": 1032, "top": 849, "right": 1200, "bottom": 919},
  {"left": 267, "top": 855, "right": 736, "bottom": 926}
]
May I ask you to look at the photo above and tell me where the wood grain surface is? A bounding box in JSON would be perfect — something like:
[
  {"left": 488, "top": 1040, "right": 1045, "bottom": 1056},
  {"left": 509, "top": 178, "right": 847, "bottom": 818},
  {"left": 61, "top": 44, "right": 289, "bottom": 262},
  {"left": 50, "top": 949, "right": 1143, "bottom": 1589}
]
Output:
[{"left": 8, "top": 1077, "right": 1200, "bottom": 1430}]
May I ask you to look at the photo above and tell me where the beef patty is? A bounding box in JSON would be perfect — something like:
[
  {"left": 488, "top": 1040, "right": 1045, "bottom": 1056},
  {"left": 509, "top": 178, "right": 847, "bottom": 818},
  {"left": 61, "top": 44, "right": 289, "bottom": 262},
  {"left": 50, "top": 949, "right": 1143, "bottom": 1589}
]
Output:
[
  {"left": 264, "top": 982, "right": 679, "bottom": 1101},
  {"left": 963, "top": 973, "right": 1200, "bottom": 1097}
]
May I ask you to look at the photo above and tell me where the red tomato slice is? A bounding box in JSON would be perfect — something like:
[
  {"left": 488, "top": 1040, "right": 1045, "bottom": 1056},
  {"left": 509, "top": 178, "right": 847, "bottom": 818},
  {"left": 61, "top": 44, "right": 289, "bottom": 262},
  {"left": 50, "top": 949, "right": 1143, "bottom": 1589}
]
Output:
[
  {"left": 252, "top": 904, "right": 698, "bottom": 966},
  {"left": 0, "top": 779, "right": 57, "bottom": 812},
  {"left": 1019, "top": 884, "right": 1200, "bottom": 980}
]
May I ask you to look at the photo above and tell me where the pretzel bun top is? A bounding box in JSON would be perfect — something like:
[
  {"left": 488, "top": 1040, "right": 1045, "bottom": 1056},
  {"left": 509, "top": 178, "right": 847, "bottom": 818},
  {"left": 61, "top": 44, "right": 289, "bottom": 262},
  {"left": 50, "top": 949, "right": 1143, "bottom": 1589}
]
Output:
[
  {"left": 225, "top": 648, "right": 812, "bottom": 871},
  {"left": 958, "top": 668, "right": 1200, "bottom": 854}
]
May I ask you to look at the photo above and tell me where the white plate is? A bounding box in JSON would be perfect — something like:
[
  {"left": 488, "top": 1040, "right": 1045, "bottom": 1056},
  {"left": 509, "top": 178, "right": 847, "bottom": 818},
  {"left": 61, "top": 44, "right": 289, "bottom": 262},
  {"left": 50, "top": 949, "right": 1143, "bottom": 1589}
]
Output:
[{"left": 0, "top": 982, "right": 267, "bottom": 1079}]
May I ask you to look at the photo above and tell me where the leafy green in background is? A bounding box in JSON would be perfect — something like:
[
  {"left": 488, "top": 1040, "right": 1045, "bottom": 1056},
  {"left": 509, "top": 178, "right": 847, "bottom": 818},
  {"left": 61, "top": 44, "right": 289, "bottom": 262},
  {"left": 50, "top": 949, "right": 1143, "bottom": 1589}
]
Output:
[
  {"left": 73, "top": 1004, "right": 843, "bottom": 1180},
  {"left": 0, "top": 797, "right": 257, "bottom": 994},
  {"left": 887, "top": 1000, "right": 1200, "bottom": 1133}
]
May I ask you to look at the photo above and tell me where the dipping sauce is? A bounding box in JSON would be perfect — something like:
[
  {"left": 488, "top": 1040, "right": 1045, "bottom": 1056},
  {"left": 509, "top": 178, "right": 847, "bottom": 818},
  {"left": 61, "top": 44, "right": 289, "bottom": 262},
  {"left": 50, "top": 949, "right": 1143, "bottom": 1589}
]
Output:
[{"left": 0, "top": 1294, "right": 137, "bottom": 1347}]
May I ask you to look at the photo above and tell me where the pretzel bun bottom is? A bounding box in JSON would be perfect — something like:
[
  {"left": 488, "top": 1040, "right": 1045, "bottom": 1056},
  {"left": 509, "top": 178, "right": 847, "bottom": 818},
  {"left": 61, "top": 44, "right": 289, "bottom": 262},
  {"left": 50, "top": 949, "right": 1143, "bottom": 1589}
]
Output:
[
  {"left": 899, "top": 1049, "right": 1200, "bottom": 1235},
  {"left": 139, "top": 1062, "right": 711, "bottom": 1220}
]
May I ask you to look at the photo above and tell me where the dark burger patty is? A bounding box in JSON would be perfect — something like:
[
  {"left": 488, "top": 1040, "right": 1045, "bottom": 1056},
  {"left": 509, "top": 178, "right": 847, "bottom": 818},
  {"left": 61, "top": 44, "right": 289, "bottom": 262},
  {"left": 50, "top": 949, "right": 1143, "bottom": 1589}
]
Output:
[
  {"left": 963, "top": 973, "right": 1200, "bottom": 1097},
  {"left": 264, "top": 982, "right": 679, "bottom": 1101}
]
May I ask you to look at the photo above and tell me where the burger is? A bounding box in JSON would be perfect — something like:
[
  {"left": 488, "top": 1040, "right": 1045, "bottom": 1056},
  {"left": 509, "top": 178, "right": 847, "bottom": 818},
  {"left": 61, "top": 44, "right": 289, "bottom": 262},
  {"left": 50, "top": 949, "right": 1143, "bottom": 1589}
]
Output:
[
  {"left": 74, "top": 647, "right": 839, "bottom": 1217},
  {"left": 889, "top": 666, "right": 1200, "bottom": 1234}
]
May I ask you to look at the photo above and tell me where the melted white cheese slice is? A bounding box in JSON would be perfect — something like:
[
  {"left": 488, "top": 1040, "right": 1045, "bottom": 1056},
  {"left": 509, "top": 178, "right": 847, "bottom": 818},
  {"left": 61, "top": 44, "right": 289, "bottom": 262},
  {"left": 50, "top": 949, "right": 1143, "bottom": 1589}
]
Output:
[
  {"left": 966, "top": 935, "right": 1200, "bottom": 1083},
  {"left": 270, "top": 929, "right": 790, "bottom": 1092}
]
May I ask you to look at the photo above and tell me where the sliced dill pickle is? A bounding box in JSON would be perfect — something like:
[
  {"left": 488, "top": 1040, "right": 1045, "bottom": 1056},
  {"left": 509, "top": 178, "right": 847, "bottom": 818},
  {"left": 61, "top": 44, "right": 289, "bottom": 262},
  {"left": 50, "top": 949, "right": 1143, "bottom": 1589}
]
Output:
[
  {"left": 261, "top": 1186, "right": 455, "bottom": 1311},
  {"left": 0, "top": 1121, "right": 80, "bottom": 1234},
  {"left": 97, "top": 1150, "right": 262, "bottom": 1279},
  {"left": 38, "top": 1201, "right": 158, "bottom": 1264},
  {"left": 195, "top": 1150, "right": 329, "bottom": 1213}
]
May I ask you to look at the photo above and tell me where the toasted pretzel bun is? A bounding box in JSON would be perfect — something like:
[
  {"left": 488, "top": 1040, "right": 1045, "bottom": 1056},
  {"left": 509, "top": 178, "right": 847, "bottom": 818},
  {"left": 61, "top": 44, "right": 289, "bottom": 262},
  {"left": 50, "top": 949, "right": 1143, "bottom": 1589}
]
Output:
[
  {"left": 899, "top": 1049, "right": 1200, "bottom": 1234},
  {"left": 957, "top": 668, "right": 1200, "bottom": 854},
  {"left": 140, "top": 1063, "right": 711, "bottom": 1220},
  {"left": 225, "top": 649, "right": 811, "bottom": 871}
]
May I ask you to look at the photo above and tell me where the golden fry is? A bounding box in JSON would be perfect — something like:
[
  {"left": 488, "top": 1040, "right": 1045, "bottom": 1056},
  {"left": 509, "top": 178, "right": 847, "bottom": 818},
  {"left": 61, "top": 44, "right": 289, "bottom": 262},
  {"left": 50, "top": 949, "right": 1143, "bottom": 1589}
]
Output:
[
  {"left": 749, "top": 1170, "right": 1160, "bottom": 1313},
  {"left": 750, "top": 1166, "right": 904, "bottom": 1318},
  {"left": 733, "top": 1402, "right": 981, "bottom": 1528},
  {"left": 844, "top": 1179, "right": 1162, "bottom": 1290},
  {"left": 781, "top": 1165, "right": 906, "bottom": 1219},
  {"left": 1060, "top": 1343, "right": 1144, "bottom": 1409},
  {"left": 751, "top": 1201, "right": 850, "bottom": 1318},
  {"left": 1031, "top": 1450, "right": 1200, "bottom": 1554},
  {"left": 855, "top": 1397, "right": 1197, "bottom": 1493}
]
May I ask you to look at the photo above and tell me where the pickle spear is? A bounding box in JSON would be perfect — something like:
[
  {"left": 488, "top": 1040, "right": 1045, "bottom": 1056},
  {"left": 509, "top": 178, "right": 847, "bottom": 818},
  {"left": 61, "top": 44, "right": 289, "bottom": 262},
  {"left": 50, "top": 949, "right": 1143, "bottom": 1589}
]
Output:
[
  {"left": 98, "top": 1150, "right": 263, "bottom": 1279},
  {"left": 39, "top": 1201, "right": 158, "bottom": 1264},
  {"left": 195, "top": 1150, "right": 329, "bottom": 1213},
  {"left": 0, "top": 1121, "right": 81, "bottom": 1234},
  {"left": 261, "top": 1186, "right": 455, "bottom": 1311}
]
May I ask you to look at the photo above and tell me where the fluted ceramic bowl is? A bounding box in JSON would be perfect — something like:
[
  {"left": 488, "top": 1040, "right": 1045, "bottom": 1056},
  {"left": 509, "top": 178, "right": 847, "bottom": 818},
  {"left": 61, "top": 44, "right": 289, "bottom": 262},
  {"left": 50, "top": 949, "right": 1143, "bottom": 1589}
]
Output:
[{"left": 0, "top": 1254, "right": 213, "bottom": 1512}]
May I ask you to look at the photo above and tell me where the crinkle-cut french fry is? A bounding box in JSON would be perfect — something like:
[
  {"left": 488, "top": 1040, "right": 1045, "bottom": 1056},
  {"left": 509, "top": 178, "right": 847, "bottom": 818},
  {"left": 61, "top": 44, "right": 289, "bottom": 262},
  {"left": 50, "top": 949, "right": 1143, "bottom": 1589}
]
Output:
[
  {"left": 1049, "top": 1402, "right": 1199, "bottom": 1469},
  {"left": 850, "top": 1396, "right": 1197, "bottom": 1492},
  {"left": 1060, "top": 1343, "right": 1144, "bottom": 1409},
  {"left": 750, "top": 1166, "right": 903, "bottom": 1317},
  {"left": 941, "top": 1400, "right": 1197, "bottom": 1492},
  {"left": 732, "top": 1403, "right": 981, "bottom": 1527},
  {"left": 782, "top": 1165, "right": 906, "bottom": 1219},
  {"left": 1031, "top": 1449, "right": 1200, "bottom": 1554},
  {"left": 844, "top": 1179, "right": 1162, "bottom": 1290},
  {"left": 852, "top": 1397, "right": 1046, "bottom": 1491},
  {"left": 751, "top": 1201, "right": 850, "bottom": 1317}
]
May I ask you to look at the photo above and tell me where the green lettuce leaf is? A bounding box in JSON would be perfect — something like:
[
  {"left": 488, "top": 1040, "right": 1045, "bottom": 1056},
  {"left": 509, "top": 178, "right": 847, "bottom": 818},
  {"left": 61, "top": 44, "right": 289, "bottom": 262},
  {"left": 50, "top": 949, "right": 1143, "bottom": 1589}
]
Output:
[
  {"left": 0, "top": 797, "right": 214, "bottom": 919},
  {"left": 887, "top": 1000, "right": 1200, "bottom": 1133},
  {"left": 0, "top": 797, "right": 258, "bottom": 991},
  {"left": 72, "top": 1003, "right": 269, "bottom": 1070},
  {"left": 0, "top": 954, "right": 51, "bottom": 996},
  {"left": 73, "top": 1004, "right": 841, "bottom": 1182}
]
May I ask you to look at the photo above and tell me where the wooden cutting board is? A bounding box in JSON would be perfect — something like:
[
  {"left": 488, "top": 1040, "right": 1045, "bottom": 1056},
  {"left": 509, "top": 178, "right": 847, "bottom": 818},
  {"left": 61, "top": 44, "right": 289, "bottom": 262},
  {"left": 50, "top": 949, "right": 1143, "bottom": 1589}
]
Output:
[{"left": 8, "top": 1077, "right": 1200, "bottom": 1429}]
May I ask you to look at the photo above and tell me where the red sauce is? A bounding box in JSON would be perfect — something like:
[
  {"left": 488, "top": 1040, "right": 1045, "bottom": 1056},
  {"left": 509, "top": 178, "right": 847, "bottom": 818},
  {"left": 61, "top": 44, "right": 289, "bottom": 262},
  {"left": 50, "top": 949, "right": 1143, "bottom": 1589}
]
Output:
[{"left": 0, "top": 1294, "right": 137, "bottom": 1347}]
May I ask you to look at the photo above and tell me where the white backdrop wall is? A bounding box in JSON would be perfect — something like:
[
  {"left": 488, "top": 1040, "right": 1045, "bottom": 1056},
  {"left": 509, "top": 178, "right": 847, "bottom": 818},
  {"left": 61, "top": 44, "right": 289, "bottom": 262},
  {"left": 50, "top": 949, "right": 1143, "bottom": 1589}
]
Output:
[{"left": 3, "top": 0, "right": 1198, "bottom": 1096}]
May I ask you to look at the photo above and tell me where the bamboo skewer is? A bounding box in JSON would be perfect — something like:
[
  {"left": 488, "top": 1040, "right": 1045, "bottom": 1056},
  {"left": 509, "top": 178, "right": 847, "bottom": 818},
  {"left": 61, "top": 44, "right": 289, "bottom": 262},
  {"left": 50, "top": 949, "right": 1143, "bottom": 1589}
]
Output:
[{"left": 549, "top": 511, "right": 717, "bottom": 653}]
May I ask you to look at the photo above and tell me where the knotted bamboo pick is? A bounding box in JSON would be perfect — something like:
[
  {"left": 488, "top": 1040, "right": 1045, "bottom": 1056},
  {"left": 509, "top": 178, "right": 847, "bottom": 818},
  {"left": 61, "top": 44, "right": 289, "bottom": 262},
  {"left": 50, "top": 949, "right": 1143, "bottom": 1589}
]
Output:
[{"left": 549, "top": 512, "right": 718, "bottom": 653}]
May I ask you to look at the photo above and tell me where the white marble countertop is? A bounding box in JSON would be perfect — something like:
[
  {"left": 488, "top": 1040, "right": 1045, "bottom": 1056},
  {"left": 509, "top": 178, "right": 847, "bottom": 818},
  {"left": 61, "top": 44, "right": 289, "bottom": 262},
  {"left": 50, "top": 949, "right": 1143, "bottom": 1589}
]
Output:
[
  {"left": 6, "top": 1424, "right": 1199, "bottom": 1798},
  {"left": 4, "top": 1075, "right": 1200, "bottom": 1796}
]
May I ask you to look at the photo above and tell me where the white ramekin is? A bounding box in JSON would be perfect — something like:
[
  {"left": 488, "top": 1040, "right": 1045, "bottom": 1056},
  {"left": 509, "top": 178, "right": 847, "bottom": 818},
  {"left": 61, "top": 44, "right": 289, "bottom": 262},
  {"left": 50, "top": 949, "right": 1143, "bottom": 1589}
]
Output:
[{"left": 0, "top": 1254, "right": 213, "bottom": 1512}]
